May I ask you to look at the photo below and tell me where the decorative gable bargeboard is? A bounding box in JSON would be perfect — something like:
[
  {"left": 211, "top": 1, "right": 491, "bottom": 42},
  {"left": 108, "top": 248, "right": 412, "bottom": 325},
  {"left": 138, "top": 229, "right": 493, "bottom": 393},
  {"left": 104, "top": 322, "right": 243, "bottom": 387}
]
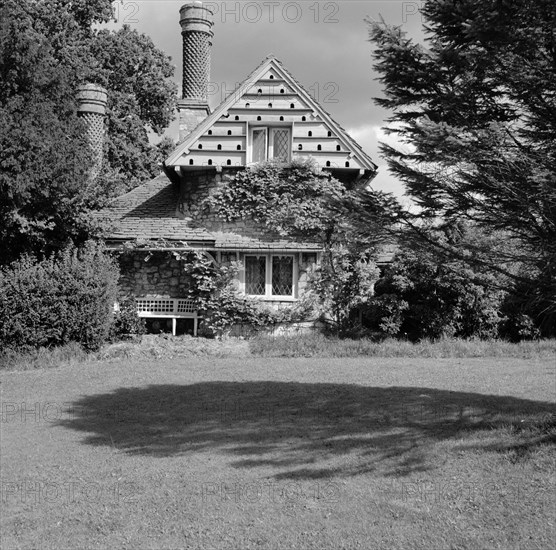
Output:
[{"left": 100, "top": 2, "right": 379, "bottom": 334}]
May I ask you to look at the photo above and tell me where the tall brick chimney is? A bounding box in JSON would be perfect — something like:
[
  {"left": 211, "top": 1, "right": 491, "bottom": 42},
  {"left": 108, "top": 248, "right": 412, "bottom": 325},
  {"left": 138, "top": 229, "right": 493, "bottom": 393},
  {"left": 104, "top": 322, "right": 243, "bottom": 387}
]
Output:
[
  {"left": 178, "top": 1, "right": 214, "bottom": 141},
  {"left": 77, "top": 83, "right": 108, "bottom": 179}
]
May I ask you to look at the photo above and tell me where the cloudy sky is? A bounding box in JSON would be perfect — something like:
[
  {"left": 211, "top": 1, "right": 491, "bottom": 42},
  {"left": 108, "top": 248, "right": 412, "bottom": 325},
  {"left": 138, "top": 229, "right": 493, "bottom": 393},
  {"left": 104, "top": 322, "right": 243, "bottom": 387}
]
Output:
[{"left": 107, "top": 1, "right": 426, "bottom": 199}]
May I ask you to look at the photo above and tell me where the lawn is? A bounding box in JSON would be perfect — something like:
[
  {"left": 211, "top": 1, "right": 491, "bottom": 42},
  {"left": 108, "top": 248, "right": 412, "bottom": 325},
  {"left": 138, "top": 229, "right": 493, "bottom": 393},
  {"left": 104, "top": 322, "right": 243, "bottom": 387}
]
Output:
[{"left": 1, "top": 353, "right": 555, "bottom": 549}]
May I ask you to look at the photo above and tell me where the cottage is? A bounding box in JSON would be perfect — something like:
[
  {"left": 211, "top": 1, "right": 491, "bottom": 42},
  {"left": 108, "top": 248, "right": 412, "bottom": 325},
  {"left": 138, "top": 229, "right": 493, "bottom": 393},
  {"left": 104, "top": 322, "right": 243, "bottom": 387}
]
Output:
[{"left": 92, "top": 1, "right": 379, "bottom": 335}]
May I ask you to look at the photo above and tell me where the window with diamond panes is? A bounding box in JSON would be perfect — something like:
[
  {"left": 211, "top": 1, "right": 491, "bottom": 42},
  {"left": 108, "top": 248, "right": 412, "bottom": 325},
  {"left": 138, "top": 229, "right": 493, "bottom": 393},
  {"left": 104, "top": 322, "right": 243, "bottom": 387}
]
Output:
[
  {"left": 245, "top": 256, "right": 266, "bottom": 295},
  {"left": 272, "top": 256, "right": 293, "bottom": 296},
  {"left": 250, "top": 127, "right": 291, "bottom": 163},
  {"left": 272, "top": 129, "right": 289, "bottom": 162}
]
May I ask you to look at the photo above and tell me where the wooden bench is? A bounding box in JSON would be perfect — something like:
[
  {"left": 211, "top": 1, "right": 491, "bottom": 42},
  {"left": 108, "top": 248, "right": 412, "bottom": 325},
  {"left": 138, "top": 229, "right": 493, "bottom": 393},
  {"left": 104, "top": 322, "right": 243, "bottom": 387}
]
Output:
[{"left": 134, "top": 298, "right": 199, "bottom": 336}]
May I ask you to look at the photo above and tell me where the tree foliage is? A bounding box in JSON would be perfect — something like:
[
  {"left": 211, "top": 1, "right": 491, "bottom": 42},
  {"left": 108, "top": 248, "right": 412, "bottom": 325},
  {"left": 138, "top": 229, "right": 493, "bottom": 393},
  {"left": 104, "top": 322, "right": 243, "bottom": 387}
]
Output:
[
  {"left": 368, "top": 243, "right": 506, "bottom": 340},
  {"left": 0, "top": 0, "right": 176, "bottom": 263},
  {"left": 306, "top": 245, "right": 380, "bottom": 335},
  {"left": 366, "top": 0, "right": 556, "bottom": 334}
]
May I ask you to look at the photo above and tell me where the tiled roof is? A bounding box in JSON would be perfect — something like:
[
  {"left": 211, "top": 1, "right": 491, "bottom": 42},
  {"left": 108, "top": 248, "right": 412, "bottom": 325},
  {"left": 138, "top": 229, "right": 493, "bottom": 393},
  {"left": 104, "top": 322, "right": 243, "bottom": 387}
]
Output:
[
  {"left": 100, "top": 173, "right": 321, "bottom": 251},
  {"left": 99, "top": 174, "right": 213, "bottom": 242}
]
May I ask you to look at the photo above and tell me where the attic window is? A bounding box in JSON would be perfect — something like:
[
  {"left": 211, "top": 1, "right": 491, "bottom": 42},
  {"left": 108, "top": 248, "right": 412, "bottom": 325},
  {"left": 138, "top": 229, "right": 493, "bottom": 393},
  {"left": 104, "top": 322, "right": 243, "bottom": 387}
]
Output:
[
  {"left": 326, "top": 161, "right": 331, "bottom": 167},
  {"left": 189, "top": 159, "right": 194, "bottom": 165},
  {"left": 328, "top": 131, "right": 332, "bottom": 137},
  {"left": 237, "top": 145, "right": 241, "bottom": 150},
  {"left": 217, "top": 144, "right": 222, "bottom": 150},
  {"left": 227, "top": 130, "right": 232, "bottom": 135},
  {"left": 257, "top": 116, "right": 261, "bottom": 121},
  {"left": 251, "top": 127, "right": 291, "bottom": 163},
  {"left": 198, "top": 144, "right": 202, "bottom": 149},
  {"left": 279, "top": 116, "right": 284, "bottom": 121},
  {"left": 246, "top": 103, "right": 250, "bottom": 108},
  {"left": 235, "top": 116, "right": 239, "bottom": 120},
  {"left": 308, "top": 131, "right": 312, "bottom": 137},
  {"left": 208, "top": 159, "right": 213, "bottom": 165},
  {"left": 269, "top": 74, "right": 274, "bottom": 79},
  {"left": 227, "top": 159, "right": 231, "bottom": 165},
  {"left": 345, "top": 161, "right": 350, "bottom": 167},
  {"left": 298, "top": 144, "right": 302, "bottom": 150},
  {"left": 208, "top": 130, "right": 212, "bottom": 135},
  {"left": 268, "top": 103, "right": 272, "bottom": 108},
  {"left": 280, "top": 89, "right": 284, "bottom": 94},
  {"left": 336, "top": 145, "right": 341, "bottom": 151},
  {"left": 302, "top": 116, "right": 306, "bottom": 121},
  {"left": 290, "top": 103, "right": 295, "bottom": 108},
  {"left": 317, "top": 144, "right": 322, "bottom": 151},
  {"left": 257, "top": 88, "right": 262, "bottom": 94}
]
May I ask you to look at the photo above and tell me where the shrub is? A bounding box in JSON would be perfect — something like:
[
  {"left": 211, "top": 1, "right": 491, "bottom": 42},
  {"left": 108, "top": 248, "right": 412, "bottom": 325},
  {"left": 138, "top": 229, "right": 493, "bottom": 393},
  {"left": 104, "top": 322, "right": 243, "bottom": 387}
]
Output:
[
  {"left": 110, "top": 297, "right": 146, "bottom": 340},
  {"left": 0, "top": 242, "right": 118, "bottom": 351},
  {"left": 367, "top": 247, "right": 506, "bottom": 340},
  {"left": 305, "top": 245, "right": 380, "bottom": 336}
]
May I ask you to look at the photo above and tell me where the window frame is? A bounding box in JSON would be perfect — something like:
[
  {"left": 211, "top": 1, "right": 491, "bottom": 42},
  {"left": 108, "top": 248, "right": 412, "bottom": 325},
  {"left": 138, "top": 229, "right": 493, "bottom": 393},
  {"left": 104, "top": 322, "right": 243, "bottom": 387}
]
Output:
[
  {"left": 242, "top": 253, "right": 298, "bottom": 300},
  {"left": 248, "top": 125, "right": 292, "bottom": 164}
]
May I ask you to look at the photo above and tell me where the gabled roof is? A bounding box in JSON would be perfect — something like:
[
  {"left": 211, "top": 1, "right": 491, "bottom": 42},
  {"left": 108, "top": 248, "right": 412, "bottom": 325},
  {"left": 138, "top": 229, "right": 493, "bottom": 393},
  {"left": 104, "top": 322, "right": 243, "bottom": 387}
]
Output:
[{"left": 164, "top": 55, "right": 377, "bottom": 172}]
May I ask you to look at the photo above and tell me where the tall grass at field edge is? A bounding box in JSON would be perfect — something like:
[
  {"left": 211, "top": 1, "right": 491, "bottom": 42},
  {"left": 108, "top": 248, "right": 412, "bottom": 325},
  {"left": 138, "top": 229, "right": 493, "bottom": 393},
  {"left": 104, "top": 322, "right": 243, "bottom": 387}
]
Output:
[{"left": 249, "top": 334, "right": 556, "bottom": 358}]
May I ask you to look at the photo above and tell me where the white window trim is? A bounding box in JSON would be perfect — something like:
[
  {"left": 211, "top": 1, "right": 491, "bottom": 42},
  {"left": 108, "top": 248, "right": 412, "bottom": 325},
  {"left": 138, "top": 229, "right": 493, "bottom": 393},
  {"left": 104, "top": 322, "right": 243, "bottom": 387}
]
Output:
[
  {"left": 247, "top": 125, "right": 292, "bottom": 164},
  {"left": 241, "top": 253, "right": 298, "bottom": 301}
]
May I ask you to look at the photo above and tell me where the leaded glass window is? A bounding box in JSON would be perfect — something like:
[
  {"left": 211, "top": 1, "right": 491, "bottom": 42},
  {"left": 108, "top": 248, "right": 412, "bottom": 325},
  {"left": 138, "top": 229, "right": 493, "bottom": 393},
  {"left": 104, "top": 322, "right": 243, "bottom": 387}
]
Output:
[
  {"left": 272, "top": 256, "right": 293, "bottom": 296},
  {"left": 252, "top": 129, "right": 267, "bottom": 163},
  {"left": 272, "top": 129, "right": 290, "bottom": 162},
  {"left": 245, "top": 255, "right": 266, "bottom": 295},
  {"left": 250, "top": 127, "right": 291, "bottom": 163}
]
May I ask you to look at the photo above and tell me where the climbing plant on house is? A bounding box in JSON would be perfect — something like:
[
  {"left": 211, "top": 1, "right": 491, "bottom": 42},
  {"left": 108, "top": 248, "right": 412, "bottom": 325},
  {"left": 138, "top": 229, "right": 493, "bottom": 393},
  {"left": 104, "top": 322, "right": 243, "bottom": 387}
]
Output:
[{"left": 206, "top": 159, "right": 392, "bottom": 333}]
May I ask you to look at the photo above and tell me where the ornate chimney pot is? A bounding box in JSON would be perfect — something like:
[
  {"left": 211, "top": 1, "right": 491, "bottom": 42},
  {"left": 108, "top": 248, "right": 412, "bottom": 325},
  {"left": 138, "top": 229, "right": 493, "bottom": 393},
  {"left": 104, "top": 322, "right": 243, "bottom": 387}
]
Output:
[
  {"left": 178, "top": 2, "right": 214, "bottom": 141},
  {"left": 77, "top": 83, "right": 108, "bottom": 178}
]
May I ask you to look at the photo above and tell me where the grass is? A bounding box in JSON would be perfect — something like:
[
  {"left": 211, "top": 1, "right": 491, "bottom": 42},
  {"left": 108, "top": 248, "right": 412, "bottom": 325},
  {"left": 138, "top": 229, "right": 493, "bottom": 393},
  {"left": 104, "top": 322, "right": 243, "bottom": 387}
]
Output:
[
  {"left": 250, "top": 333, "right": 556, "bottom": 358},
  {"left": 1, "top": 352, "right": 555, "bottom": 549},
  {"left": 2, "top": 334, "right": 555, "bottom": 372},
  {"left": 0, "top": 342, "right": 91, "bottom": 371}
]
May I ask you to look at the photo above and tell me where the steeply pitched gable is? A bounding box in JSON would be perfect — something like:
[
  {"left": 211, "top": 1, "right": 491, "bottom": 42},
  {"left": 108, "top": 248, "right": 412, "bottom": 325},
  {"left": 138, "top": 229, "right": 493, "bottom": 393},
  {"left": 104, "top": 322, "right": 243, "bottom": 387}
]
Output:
[{"left": 164, "top": 56, "right": 377, "bottom": 179}]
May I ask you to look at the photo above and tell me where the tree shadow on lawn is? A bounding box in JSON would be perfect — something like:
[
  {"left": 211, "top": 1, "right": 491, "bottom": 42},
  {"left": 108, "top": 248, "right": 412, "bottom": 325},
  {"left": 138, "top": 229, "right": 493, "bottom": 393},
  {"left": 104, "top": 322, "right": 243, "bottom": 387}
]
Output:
[{"left": 57, "top": 382, "right": 555, "bottom": 479}]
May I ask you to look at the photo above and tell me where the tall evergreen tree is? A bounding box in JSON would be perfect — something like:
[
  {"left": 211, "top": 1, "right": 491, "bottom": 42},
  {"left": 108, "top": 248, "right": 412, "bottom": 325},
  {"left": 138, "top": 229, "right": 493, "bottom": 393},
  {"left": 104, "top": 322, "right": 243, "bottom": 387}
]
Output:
[{"left": 365, "top": 0, "right": 556, "bottom": 333}]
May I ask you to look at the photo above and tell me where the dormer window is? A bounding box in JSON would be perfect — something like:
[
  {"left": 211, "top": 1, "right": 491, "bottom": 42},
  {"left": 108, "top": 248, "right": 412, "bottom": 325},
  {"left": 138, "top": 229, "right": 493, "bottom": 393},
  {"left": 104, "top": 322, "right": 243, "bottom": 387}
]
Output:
[{"left": 250, "top": 127, "right": 291, "bottom": 163}]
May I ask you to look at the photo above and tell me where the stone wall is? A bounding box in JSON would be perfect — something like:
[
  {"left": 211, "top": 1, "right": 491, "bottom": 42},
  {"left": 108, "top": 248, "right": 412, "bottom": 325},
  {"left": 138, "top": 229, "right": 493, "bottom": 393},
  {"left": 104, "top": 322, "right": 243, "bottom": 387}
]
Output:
[
  {"left": 117, "top": 251, "right": 191, "bottom": 298},
  {"left": 116, "top": 249, "right": 315, "bottom": 301}
]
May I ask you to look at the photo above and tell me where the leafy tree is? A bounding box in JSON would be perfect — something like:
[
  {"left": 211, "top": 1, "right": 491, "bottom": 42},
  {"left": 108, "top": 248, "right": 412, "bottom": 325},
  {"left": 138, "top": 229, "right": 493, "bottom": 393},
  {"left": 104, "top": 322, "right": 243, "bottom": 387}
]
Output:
[
  {"left": 91, "top": 25, "right": 176, "bottom": 191},
  {"left": 0, "top": 0, "right": 176, "bottom": 263},
  {"left": 366, "top": 0, "right": 556, "bottom": 335}
]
